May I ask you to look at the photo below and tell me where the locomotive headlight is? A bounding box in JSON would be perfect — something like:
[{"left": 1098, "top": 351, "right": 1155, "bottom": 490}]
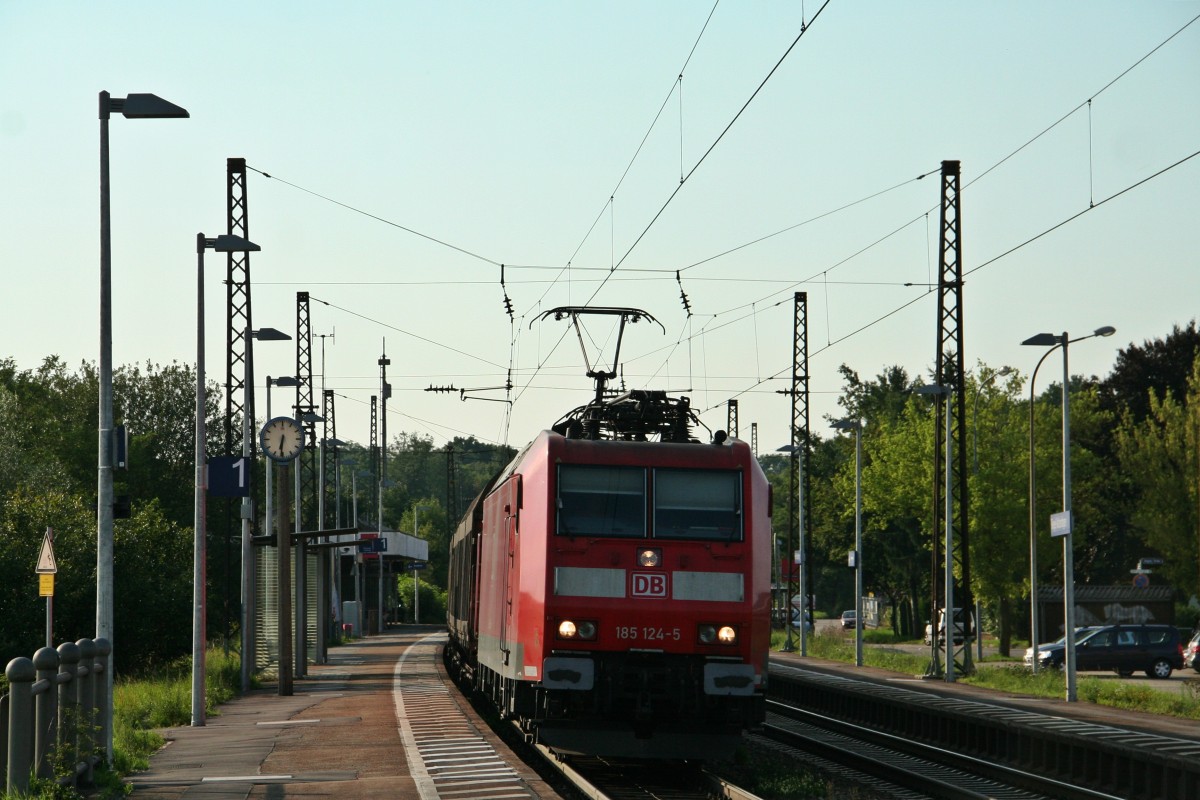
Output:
[
  {"left": 557, "top": 619, "right": 598, "bottom": 640},
  {"left": 699, "top": 624, "right": 738, "bottom": 645},
  {"left": 637, "top": 547, "right": 662, "bottom": 567}
]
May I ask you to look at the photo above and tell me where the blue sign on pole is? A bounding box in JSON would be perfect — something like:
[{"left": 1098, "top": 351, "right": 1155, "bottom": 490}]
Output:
[
  {"left": 408, "top": 561, "right": 427, "bottom": 570},
  {"left": 208, "top": 456, "right": 250, "bottom": 497}
]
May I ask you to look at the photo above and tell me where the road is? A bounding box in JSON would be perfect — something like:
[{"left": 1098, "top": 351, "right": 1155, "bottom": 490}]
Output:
[{"left": 808, "top": 617, "right": 1200, "bottom": 696}]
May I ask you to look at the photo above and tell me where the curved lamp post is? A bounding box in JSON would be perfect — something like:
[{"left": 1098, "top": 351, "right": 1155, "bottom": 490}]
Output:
[{"left": 1022, "top": 325, "right": 1115, "bottom": 700}]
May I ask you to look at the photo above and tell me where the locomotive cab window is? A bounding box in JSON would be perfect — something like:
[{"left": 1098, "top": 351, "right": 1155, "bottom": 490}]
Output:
[
  {"left": 653, "top": 469, "right": 742, "bottom": 540},
  {"left": 557, "top": 465, "right": 646, "bottom": 537}
]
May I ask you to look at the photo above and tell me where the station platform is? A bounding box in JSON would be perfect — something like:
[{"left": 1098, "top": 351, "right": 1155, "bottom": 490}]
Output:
[{"left": 128, "top": 627, "right": 560, "bottom": 800}]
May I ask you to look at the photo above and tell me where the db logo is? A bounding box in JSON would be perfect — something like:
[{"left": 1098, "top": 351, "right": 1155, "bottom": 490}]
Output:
[{"left": 631, "top": 572, "right": 667, "bottom": 598}]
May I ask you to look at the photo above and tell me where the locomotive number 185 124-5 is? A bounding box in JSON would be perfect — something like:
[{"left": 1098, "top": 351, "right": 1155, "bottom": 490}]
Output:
[{"left": 615, "top": 625, "right": 682, "bottom": 642}]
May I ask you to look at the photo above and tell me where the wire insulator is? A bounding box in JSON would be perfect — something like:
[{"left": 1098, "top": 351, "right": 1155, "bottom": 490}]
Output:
[{"left": 676, "top": 270, "right": 692, "bottom": 317}]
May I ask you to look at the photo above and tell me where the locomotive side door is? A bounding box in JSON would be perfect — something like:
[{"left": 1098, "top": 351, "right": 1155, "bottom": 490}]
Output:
[{"left": 497, "top": 475, "right": 521, "bottom": 665}]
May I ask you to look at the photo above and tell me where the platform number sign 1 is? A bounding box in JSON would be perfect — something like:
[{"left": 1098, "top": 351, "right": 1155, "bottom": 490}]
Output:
[{"left": 208, "top": 455, "right": 251, "bottom": 497}]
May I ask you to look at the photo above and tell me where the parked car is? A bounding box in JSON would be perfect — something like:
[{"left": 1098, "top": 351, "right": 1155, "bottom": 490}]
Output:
[
  {"left": 1029, "top": 624, "right": 1183, "bottom": 678},
  {"left": 1184, "top": 630, "right": 1200, "bottom": 672},
  {"left": 923, "top": 607, "right": 973, "bottom": 646},
  {"left": 790, "top": 609, "right": 813, "bottom": 632},
  {"left": 841, "top": 610, "right": 857, "bottom": 629},
  {"left": 1022, "top": 626, "right": 1103, "bottom": 667}
]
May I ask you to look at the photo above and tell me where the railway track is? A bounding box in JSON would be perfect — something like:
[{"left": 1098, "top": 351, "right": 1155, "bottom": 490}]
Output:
[
  {"left": 529, "top": 743, "right": 761, "bottom": 800},
  {"left": 764, "top": 702, "right": 1120, "bottom": 800},
  {"left": 767, "top": 660, "right": 1200, "bottom": 799}
]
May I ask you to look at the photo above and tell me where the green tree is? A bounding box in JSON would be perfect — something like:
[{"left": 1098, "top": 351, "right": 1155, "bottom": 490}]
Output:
[
  {"left": 398, "top": 499, "right": 448, "bottom": 589},
  {"left": 967, "top": 368, "right": 1028, "bottom": 655},
  {"left": 1115, "top": 355, "right": 1200, "bottom": 596},
  {"left": 1101, "top": 320, "right": 1200, "bottom": 422}
]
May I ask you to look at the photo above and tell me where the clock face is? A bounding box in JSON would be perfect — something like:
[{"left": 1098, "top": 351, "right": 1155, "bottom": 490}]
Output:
[{"left": 259, "top": 416, "right": 305, "bottom": 462}]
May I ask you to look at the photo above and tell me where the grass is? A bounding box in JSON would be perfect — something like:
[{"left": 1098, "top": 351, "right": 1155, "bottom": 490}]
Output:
[
  {"left": 774, "top": 627, "right": 1200, "bottom": 720},
  {"left": 111, "top": 645, "right": 246, "bottom": 775},
  {"left": 966, "top": 663, "right": 1200, "bottom": 718}
]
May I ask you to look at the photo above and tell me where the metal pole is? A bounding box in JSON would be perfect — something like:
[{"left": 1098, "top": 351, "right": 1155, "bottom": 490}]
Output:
[
  {"left": 1062, "top": 334, "right": 1078, "bottom": 702},
  {"left": 1028, "top": 364, "right": 1043, "bottom": 673},
  {"left": 378, "top": 478, "right": 384, "bottom": 633},
  {"left": 277, "top": 461, "right": 293, "bottom": 695},
  {"left": 240, "top": 330, "right": 253, "bottom": 692},
  {"left": 96, "top": 93, "right": 116, "bottom": 760},
  {"left": 853, "top": 425, "right": 863, "bottom": 667},
  {"left": 45, "top": 528, "right": 54, "bottom": 649},
  {"left": 295, "top": 456, "right": 306, "bottom": 675},
  {"left": 414, "top": 507, "right": 421, "bottom": 623},
  {"left": 944, "top": 395, "right": 955, "bottom": 683},
  {"left": 191, "top": 234, "right": 207, "bottom": 726}
]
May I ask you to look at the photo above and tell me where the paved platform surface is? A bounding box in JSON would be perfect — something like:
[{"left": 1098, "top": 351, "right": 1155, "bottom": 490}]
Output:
[{"left": 128, "top": 627, "right": 561, "bottom": 800}]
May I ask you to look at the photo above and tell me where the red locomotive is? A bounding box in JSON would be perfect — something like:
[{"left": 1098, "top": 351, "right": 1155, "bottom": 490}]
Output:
[{"left": 446, "top": 315, "right": 771, "bottom": 759}]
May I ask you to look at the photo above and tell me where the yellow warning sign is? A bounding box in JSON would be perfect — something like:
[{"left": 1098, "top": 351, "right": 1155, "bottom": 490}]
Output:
[{"left": 39, "top": 573, "right": 54, "bottom": 597}]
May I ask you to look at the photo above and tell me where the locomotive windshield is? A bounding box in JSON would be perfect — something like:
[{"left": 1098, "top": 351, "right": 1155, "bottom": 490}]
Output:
[
  {"left": 557, "top": 465, "right": 646, "bottom": 537},
  {"left": 556, "top": 464, "right": 742, "bottom": 541},
  {"left": 653, "top": 469, "right": 742, "bottom": 541}
]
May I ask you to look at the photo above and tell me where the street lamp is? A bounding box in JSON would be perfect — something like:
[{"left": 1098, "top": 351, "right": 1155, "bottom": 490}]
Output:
[
  {"left": 295, "top": 410, "right": 324, "bottom": 677},
  {"left": 260, "top": 375, "right": 298, "bottom": 679},
  {"left": 240, "top": 328, "right": 290, "bottom": 693},
  {"left": 1022, "top": 325, "right": 1116, "bottom": 701},
  {"left": 264, "top": 376, "right": 300, "bottom": 572},
  {"left": 193, "top": 234, "right": 260, "bottom": 727},
  {"left": 915, "top": 384, "right": 953, "bottom": 679},
  {"left": 97, "top": 90, "right": 187, "bottom": 758},
  {"left": 321, "top": 436, "right": 346, "bottom": 645},
  {"left": 831, "top": 418, "right": 863, "bottom": 667}
]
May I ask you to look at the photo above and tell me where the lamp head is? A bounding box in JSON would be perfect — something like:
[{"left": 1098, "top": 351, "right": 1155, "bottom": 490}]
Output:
[
  {"left": 102, "top": 92, "right": 189, "bottom": 120},
  {"left": 1021, "top": 333, "right": 1060, "bottom": 347},
  {"left": 1094, "top": 325, "right": 1116, "bottom": 338},
  {"left": 831, "top": 418, "right": 862, "bottom": 432},
  {"left": 119, "top": 93, "right": 189, "bottom": 119},
  {"left": 252, "top": 327, "right": 291, "bottom": 341},
  {"left": 270, "top": 376, "right": 300, "bottom": 388},
  {"left": 208, "top": 234, "right": 260, "bottom": 253}
]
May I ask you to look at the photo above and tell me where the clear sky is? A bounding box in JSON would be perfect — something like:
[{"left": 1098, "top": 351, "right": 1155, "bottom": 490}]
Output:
[{"left": 2, "top": 2, "right": 1197, "bottom": 454}]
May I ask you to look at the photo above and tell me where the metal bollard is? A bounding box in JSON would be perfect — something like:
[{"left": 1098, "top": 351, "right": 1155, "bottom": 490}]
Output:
[
  {"left": 56, "top": 641, "right": 80, "bottom": 782},
  {"left": 76, "top": 638, "right": 96, "bottom": 784},
  {"left": 33, "top": 646, "right": 59, "bottom": 781},
  {"left": 6, "top": 657, "right": 35, "bottom": 796},
  {"left": 93, "top": 638, "right": 111, "bottom": 765}
]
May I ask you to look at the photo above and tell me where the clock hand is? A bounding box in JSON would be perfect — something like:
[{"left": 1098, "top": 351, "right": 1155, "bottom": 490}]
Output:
[{"left": 279, "top": 433, "right": 286, "bottom": 452}]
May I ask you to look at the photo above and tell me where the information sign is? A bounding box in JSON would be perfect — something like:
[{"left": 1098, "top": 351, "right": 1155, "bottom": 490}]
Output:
[
  {"left": 1049, "top": 511, "right": 1072, "bottom": 538},
  {"left": 208, "top": 456, "right": 251, "bottom": 497},
  {"left": 40, "top": 574, "right": 54, "bottom": 597}
]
